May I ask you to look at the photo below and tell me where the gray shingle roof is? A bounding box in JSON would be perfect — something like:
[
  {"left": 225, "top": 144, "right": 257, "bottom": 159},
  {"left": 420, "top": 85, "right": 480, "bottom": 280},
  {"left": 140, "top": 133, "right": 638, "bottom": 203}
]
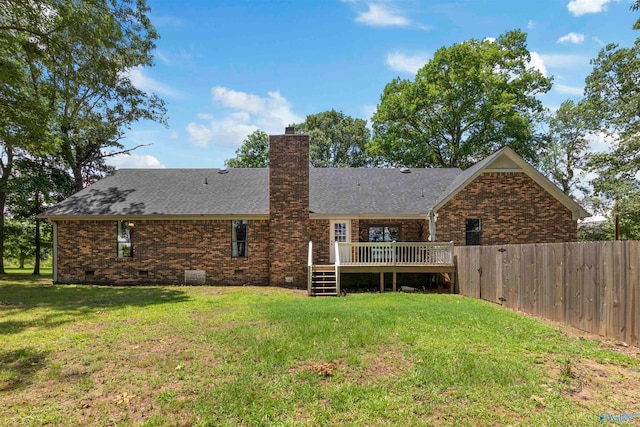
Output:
[{"left": 42, "top": 167, "right": 463, "bottom": 217}]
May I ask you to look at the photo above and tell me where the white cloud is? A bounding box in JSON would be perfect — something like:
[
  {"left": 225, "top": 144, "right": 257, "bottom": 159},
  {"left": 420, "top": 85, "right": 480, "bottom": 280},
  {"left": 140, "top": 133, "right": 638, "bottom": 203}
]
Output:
[
  {"left": 386, "top": 51, "right": 430, "bottom": 74},
  {"left": 355, "top": 3, "right": 410, "bottom": 27},
  {"left": 108, "top": 154, "right": 165, "bottom": 169},
  {"left": 170, "top": 131, "right": 179, "bottom": 139},
  {"left": 185, "top": 88, "right": 303, "bottom": 148},
  {"left": 539, "top": 53, "right": 590, "bottom": 68},
  {"left": 527, "top": 20, "right": 535, "bottom": 29},
  {"left": 567, "top": 0, "right": 616, "bottom": 16},
  {"left": 555, "top": 84, "right": 584, "bottom": 95},
  {"left": 528, "top": 52, "right": 548, "bottom": 76},
  {"left": 212, "top": 86, "right": 266, "bottom": 114},
  {"left": 592, "top": 36, "right": 605, "bottom": 46},
  {"left": 586, "top": 131, "right": 617, "bottom": 153},
  {"left": 151, "top": 15, "right": 184, "bottom": 27},
  {"left": 186, "top": 122, "right": 214, "bottom": 147},
  {"left": 125, "top": 67, "right": 183, "bottom": 99},
  {"left": 557, "top": 32, "right": 585, "bottom": 44},
  {"left": 155, "top": 50, "right": 171, "bottom": 65}
]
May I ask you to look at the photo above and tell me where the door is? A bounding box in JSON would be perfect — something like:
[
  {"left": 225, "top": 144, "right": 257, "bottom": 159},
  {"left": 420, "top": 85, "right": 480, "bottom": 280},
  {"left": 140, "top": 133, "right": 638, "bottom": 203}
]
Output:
[{"left": 330, "top": 220, "right": 351, "bottom": 263}]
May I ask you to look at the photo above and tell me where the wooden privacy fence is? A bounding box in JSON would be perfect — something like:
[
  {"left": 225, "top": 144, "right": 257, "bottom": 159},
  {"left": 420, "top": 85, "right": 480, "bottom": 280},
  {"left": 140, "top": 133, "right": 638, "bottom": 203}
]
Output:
[{"left": 455, "top": 241, "right": 639, "bottom": 347}]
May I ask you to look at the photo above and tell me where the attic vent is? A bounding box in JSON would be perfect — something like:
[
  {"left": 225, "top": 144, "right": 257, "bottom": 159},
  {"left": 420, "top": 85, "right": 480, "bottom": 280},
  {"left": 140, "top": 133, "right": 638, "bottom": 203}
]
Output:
[
  {"left": 218, "top": 168, "right": 229, "bottom": 174},
  {"left": 399, "top": 167, "right": 411, "bottom": 174}
]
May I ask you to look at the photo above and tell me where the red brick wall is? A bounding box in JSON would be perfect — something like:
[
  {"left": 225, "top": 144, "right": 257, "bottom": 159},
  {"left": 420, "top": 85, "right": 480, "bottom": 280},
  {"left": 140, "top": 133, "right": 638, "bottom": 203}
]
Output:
[
  {"left": 309, "top": 219, "right": 330, "bottom": 265},
  {"left": 55, "top": 219, "right": 270, "bottom": 285},
  {"left": 437, "top": 172, "right": 577, "bottom": 245},
  {"left": 268, "top": 130, "right": 310, "bottom": 287}
]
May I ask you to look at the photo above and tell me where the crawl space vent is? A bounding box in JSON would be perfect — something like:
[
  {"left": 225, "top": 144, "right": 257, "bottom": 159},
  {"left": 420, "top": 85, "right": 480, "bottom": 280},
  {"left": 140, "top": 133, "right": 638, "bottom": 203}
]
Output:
[{"left": 184, "top": 270, "right": 206, "bottom": 285}]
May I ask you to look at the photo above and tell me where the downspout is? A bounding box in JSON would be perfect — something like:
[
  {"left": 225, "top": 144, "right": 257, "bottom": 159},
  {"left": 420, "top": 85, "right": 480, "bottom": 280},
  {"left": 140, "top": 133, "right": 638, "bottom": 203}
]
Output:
[{"left": 52, "top": 221, "right": 57, "bottom": 282}]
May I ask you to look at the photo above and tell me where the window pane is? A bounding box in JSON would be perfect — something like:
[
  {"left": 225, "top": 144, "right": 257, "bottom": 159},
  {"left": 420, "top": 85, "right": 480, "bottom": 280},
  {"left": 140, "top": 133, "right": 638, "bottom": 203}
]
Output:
[
  {"left": 466, "top": 219, "right": 481, "bottom": 232},
  {"left": 369, "top": 226, "right": 399, "bottom": 242},
  {"left": 334, "top": 223, "right": 347, "bottom": 242},
  {"left": 386, "top": 227, "right": 399, "bottom": 242},
  {"left": 465, "top": 218, "right": 482, "bottom": 246},
  {"left": 232, "top": 220, "right": 248, "bottom": 258},
  {"left": 369, "top": 227, "right": 384, "bottom": 242},
  {"left": 117, "top": 221, "right": 133, "bottom": 258}
]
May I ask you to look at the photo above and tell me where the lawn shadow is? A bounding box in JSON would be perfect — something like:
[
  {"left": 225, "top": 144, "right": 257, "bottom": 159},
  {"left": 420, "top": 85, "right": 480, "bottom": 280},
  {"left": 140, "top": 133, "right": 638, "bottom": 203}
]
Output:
[
  {"left": 0, "top": 283, "right": 191, "bottom": 335},
  {"left": 0, "top": 347, "right": 50, "bottom": 392}
]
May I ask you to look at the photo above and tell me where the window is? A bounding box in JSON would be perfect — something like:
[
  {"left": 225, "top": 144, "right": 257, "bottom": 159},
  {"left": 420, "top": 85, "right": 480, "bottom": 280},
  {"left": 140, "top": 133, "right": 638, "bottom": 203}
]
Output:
[
  {"left": 369, "top": 226, "right": 400, "bottom": 242},
  {"left": 465, "top": 218, "right": 482, "bottom": 246},
  {"left": 232, "top": 220, "right": 248, "bottom": 258},
  {"left": 117, "top": 221, "right": 133, "bottom": 258}
]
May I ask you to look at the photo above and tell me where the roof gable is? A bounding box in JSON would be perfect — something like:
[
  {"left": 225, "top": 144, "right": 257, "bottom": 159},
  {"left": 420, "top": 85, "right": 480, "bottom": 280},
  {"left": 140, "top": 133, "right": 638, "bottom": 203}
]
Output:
[{"left": 432, "top": 147, "right": 590, "bottom": 220}]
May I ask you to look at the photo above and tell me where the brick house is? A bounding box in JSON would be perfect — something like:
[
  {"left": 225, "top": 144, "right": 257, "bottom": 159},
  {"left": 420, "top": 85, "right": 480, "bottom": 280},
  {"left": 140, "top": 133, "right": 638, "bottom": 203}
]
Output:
[{"left": 41, "top": 127, "right": 588, "bottom": 292}]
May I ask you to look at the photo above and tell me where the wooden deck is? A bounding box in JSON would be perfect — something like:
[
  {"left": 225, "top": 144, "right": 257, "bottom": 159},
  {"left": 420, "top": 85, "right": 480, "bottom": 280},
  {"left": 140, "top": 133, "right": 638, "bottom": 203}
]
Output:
[{"left": 308, "top": 241, "right": 456, "bottom": 296}]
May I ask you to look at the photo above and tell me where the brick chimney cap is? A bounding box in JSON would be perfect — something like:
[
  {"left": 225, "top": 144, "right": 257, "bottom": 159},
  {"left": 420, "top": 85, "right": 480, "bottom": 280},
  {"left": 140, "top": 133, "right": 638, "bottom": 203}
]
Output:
[{"left": 285, "top": 126, "right": 295, "bottom": 135}]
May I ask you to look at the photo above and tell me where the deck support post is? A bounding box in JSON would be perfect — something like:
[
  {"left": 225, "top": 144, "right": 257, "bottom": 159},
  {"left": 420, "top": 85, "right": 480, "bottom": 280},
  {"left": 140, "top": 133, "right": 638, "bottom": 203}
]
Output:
[
  {"left": 392, "top": 271, "right": 397, "bottom": 292},
  {"left": 380, "top": 271, "right": 384, "bottom": 293}
]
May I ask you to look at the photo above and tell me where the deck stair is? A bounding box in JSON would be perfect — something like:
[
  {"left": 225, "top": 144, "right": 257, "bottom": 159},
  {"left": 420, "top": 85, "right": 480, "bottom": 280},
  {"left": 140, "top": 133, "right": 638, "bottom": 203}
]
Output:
[{"left": 310, "top": 265, "right": 337, "bottom": 296}]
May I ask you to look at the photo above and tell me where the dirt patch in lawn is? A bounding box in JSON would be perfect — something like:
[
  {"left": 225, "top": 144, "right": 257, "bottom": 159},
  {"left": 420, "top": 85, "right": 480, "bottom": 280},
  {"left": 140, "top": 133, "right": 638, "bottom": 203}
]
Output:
[
  {"left": 546, "top": 356, "right": 640, "bottom": 412},
  {"left": 363, "top": 344, "right": 414, "bottom": 382}
]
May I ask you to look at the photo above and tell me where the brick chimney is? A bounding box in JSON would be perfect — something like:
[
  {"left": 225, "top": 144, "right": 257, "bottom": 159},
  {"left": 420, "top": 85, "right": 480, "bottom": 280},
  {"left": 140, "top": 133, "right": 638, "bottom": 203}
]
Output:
[{"left": 268, "top": 127, "right": 310, "bottom": 287}]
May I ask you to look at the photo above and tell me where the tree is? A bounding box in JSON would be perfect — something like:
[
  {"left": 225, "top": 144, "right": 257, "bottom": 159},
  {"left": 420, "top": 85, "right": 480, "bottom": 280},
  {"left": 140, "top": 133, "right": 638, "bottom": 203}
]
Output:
[
  {"left": 4, "top": 219, "right": 35, "bottom": 269},
  {"left": 43, "top": 0, "right": 167, "bottom": 191},
  {"left": 1, "top": 0, "right": 166, "bottom": 271},
  {"left": 584, "top": 39, "right": 640, "bottom": 239},
  {"left": 1, "top": 1, "right": 55, "bottom": 273},
  {"left": 295, "top": 110, "right": 372, "bottom": 167},
  {"left": 370, "top": 30, "right": 552, "bottom": 169},
  {"left": 7, "top": 157, "right": 71, "bottom": 274},
  {"left": 225, "top": 130, "right": 269, "bottom": 168},
  {"left": 539, "top": 100, "right": 592, "bottom": 196},
  {"left": 225, "top": 111, "right": 372, "bottom": 168}
]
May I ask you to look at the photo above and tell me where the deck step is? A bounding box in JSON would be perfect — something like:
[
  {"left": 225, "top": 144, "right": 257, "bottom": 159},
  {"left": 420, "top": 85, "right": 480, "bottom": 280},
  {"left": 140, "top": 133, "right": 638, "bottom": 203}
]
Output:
[{"left": 310, "top": 264, "right": 338, "bottom": 296}]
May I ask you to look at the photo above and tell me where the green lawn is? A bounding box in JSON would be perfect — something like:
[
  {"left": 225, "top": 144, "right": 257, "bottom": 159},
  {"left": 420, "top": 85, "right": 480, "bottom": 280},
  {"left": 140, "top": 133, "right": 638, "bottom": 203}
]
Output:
[{"left": 0, "top": 277, "right": 638, "bottom": 426}]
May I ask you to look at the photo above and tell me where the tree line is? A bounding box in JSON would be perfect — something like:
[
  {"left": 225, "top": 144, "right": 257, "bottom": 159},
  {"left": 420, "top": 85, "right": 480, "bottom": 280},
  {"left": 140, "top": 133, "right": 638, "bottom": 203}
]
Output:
[
  {"left": 2, "top": 2, "right": 640, "bottom": 274},
  {"left": 227, "top": 9, "right": 640, "bottom": 241},
  {"left": 0, "top": 0, "right": 166, "bottom": 273}
]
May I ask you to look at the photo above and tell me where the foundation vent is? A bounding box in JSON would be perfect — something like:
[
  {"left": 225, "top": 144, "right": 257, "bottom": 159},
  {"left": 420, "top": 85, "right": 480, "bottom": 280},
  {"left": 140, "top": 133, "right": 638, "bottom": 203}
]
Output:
[{"left": 184, "top": 270, "right": 206, "bottom": 285}]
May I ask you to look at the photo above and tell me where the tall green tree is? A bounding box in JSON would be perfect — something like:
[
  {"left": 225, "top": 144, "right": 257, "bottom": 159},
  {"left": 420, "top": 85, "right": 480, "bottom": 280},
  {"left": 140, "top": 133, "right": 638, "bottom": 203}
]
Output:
[
  {"left": 4, "top": 219, "right": 36, "bottom": 269},
  {"left": 370, "top": 30, "right": 552, "bottom": 169},
  {"left": 584, "top": 39, "right": 640, "bottom": 239},
  {"left": 7, "top": 157, "right": 71, "bottom": 274},
  {"left": 225, "top": 130, "right": 269, "bottom": 168},
  {"left": 44, "top": 0, "right": 167, "bottom": 191},
  {"left": 1, "top": 1, "right": 56, "bottom": 273},
  {"left": 295, "top": 110, "right": 372, "bottom": 167},
  {"left": 1, "top": 0, "right": 166, "bottom": 271},
  {"left": 225, "top": 111, "right": 372, "bottom": 168},
  {"left": 539, "top": 100, "right": 592, "bottom": 196}
]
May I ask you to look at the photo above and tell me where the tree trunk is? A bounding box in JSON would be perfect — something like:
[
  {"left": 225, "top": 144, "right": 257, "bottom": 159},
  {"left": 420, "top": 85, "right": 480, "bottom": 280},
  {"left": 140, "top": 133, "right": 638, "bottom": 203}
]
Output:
[
  {"left": 0, "top": 193, "right": 5, "bottom": 275},
  {"left": 33, "top": 217, "right": 41, "bottom": 275},
  {"left": 19, "top": 255, "right": 25, "bottom": 269},
  {"left": 33, "top": 191, "right": 41, "bottom": 275},
  {"left": 0, "top": 145, "right": 14, "bottom": 275}
]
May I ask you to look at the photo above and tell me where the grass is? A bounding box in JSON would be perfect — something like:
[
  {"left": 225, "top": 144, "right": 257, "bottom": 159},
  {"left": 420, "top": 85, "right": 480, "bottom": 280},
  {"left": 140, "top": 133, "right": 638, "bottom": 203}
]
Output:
[{"left": 0, "top": 277, "right": 638, "bottom": 426}]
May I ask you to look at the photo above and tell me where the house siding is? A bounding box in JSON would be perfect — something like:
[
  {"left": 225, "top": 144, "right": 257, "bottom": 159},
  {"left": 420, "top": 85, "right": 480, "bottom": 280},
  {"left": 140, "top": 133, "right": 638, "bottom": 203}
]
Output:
[
  {"left": 55, "top": 219, "right": 270, "bottom": 285},
  {"left": 437, "top": 172, "right": 577, "bottom": 245}
]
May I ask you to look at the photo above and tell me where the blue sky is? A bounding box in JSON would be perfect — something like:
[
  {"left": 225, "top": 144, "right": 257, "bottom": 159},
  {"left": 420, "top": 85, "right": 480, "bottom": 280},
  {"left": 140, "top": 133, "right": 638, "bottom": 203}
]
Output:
[{"left": 108, "top": 0, "right": 640, "bottom": 169}]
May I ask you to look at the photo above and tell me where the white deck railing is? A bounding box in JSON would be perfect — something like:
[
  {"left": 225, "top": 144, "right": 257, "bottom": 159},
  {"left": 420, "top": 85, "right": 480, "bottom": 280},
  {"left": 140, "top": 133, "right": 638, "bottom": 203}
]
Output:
[{"left": 336, "top": 242, "right": 454, "bottom": 266}]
